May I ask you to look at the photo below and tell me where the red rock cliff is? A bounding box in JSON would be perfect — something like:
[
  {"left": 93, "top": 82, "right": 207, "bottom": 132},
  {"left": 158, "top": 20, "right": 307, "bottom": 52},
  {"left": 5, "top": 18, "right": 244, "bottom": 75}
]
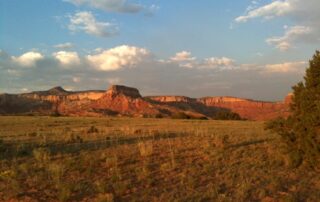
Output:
[
  {"left": 0, "top": 85, "right": 293, "bottom": 120},
  {"left": 147, "top": 95, "right": 291, "bottom": 121},
  {"left": 197, "top": 96, "right": 290, "bottom": 121}
]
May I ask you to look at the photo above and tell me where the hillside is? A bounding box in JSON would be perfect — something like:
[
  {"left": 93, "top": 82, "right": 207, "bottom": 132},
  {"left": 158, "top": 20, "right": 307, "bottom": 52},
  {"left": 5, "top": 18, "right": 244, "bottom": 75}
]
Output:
[{"left": 0, "top": 85, "right": 291, "bottom": 120}]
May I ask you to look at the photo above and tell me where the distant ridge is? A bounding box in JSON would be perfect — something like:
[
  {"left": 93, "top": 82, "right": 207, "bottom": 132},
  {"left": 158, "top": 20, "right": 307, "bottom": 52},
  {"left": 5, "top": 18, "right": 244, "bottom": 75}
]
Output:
[
  {"left": 31, "top": 86, "right": 69, "bottom": 96},
  {"left": 0, "top": 84, "right": 292, "bottom": 120}
]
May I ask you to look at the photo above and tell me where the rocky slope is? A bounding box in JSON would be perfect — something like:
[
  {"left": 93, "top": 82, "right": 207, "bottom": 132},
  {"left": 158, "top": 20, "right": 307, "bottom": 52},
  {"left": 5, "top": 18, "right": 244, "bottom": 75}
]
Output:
[
  {"left": 147, "top": 94, "right": 292, "bottom": 121},
  {"left": 0, "top": 85, "right": 292, "bottom": 120},
  {"left": 197, "top": 96, "right": 290, "bottom": 121}
]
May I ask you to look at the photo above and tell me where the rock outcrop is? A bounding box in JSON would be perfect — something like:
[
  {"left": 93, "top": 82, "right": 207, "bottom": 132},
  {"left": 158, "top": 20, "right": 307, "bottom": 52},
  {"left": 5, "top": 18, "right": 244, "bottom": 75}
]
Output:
[
  {"left": 90, "top": 85, "right": 159, "bottom": 116},
  {"left": 148, "top": 96, "right": 196, "bottom": 103},
  {"left": 197, "top": 96, "right": 290, "bottom": 121},
  {"left": 0, "top": 85, "right": 292, "bottom": 120},
  {"left": 106, "top": 85, "right": 141, "bottom": 99}
]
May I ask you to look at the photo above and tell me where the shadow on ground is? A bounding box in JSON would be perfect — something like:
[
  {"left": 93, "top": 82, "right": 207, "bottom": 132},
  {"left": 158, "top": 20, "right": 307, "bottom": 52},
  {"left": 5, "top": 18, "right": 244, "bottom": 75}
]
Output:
[{"left": 1, "top": 132, "right": 189, "bottom": 160}]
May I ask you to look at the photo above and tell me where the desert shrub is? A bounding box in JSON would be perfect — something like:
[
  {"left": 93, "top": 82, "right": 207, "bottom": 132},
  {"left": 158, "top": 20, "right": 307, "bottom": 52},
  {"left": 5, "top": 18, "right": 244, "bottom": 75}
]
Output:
[
  {"left": 50, "top": 111, "right": 61, "bottom": 117},
  {"left": 171, "top": 112, "right": 191, "bottom": 119},
  {"left": 213, "top": 111, "right": 242, "bottom": 120},
  {"left": 57, "top": 183, "right": 72, "bottom": 202},
  {"left": 87, "top": 126, "right": 99, "bottom": 134},
  {"left": 142, "top": 113, "right": 163, "bottom": 118},
  {"left": 155, "top": 113, "right": 163, "bottom": 118},
  {"left": 47, "top": 162, "right": 65, "bottom": 188},
  {"left": 138, "top": 141, "right": 153, "bottom": 157},
  {"left": 15, "top": 143, "right": 31, "bottom": 156},
  {"left": 0, "top": 169, "right": 20, "bottom": 198},
  {"left": 33, "top": 148, "right": 50, "bottom": 166},
  {"left": 266, "top": 51, "right": 320, "bottom": 169},
  {"left": 0, "top": 139, "right": 4, "bottom": 152},
  {"left": 95, "top": 193, "right": 114, "bottom": 202},
  {"left": 213, "top": 135, "right": 230, "bottom": 149},
  {"left": 65, "top": 133, "right": 83, "bottom": 143}
]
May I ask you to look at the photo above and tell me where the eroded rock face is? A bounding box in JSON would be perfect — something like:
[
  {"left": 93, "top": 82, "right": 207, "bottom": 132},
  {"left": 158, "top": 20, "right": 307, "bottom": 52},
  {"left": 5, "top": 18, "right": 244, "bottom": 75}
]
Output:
[
  {"left": 0, "top": 93, "right": 53, "bottom": 114},
  {"left": 106, "top": 85, "right": 141, "bottom": 99},
  {"left": 147, "top": 96, "right": 196, "bottom": 103},
  {"left": 0, "top": 85, "right": 292, "bottom": 120},
  {"left": 197, "top": 96, "right": 290, "bottom": 121},
  {"left": 21, "top": 87, "right": 105, "bottom": 103}
]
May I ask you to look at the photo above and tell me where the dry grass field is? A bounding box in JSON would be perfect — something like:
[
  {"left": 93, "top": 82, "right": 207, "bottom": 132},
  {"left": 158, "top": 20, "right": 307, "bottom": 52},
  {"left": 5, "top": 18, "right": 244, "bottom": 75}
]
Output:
[{"left": 0, "top": 116, "right": 319, "bottom": 201}]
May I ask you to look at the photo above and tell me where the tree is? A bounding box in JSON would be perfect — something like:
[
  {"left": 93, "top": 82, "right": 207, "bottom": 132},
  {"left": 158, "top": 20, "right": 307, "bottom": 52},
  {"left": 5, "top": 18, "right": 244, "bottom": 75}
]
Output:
[
  {"left": 266, "top": 51, "right": 320, "bottom": 168},
  {"left": 214, "top": 110, "right": 242, "bottom": 120}
]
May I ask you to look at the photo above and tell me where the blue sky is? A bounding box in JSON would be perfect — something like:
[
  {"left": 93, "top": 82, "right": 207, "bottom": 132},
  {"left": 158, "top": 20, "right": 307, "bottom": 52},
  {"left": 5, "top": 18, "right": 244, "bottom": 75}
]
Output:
[{"left": 0, "top": 0, "right": 319, "bottom": 100}]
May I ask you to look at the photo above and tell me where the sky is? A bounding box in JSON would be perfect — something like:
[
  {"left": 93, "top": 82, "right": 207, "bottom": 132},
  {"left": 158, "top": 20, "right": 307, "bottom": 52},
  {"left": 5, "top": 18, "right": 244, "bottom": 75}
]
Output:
[{"left": 0, "top": 0, "right": 319, "bottom": 101}]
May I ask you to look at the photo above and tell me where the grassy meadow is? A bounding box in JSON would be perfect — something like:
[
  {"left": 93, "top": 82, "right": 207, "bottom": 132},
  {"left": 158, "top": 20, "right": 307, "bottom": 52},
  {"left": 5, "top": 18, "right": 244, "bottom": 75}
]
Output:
[{"left": 0, "top": 116, "right": 319, "bottom": 201}]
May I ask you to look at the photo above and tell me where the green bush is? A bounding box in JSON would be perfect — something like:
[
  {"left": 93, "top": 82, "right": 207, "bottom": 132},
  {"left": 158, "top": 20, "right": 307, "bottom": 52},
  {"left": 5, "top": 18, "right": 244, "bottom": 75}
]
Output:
[
  {"left": 213, "top": 111, "right": 242, "bottom": 120},
  {"left": 266, "top": 51, "right": 320, "bottom": 169}
]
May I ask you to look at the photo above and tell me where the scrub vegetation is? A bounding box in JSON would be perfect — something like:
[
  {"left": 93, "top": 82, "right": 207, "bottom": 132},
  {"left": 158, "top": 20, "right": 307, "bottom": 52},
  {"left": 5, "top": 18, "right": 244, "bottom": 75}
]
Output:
[{"left": 0, "top": 116, "right": 319, "bottom": 201}]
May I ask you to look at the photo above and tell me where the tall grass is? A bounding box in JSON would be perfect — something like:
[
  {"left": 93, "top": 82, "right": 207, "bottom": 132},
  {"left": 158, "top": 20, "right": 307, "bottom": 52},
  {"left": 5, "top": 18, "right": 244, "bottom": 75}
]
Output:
[{"left": 0, "top": 116, "right": 319, "bottom": 201}]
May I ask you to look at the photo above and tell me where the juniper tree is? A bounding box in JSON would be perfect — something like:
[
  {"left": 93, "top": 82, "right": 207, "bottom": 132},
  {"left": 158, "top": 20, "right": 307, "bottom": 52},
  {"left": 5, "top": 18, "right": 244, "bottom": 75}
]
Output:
[{"left": 266, "top": 51, "right": 320, "bottom": 168}]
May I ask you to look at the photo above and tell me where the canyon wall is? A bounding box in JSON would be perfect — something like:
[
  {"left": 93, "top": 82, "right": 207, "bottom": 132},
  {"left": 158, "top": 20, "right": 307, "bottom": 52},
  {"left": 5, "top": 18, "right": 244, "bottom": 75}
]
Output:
[
  {"left": 0, "top": 85, "right": 292, "bottom": 120},
  {"left": 197, "top": 96, "right": 290, "bottom": 121},
  {"left": 147, "top": 95, "right": 292, "bottom": 121}
]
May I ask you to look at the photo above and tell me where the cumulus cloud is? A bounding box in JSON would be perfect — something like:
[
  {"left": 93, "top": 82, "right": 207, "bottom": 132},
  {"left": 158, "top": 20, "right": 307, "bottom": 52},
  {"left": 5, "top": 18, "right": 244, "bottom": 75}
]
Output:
[
  {"left": 87, "top": 45, "right": 150, "bottom": 71},
  {"left": 0, "top": 47, "right": 308, "bottom": 100},
  {"left": 54, "top": 42, "right": 74, "bottom": 49},
  {"left": 264, "top": 61, "right": 307, "bottom": 73},
  {"left": 266, "top": 26, "right": 312, "bottom": 51},
  {"left": 236, "top": 0, "right": 320, "bottom": 23},
  {"left": 11, "top": 51, "right": 44, "bottom": 67},
  {"left": 169, "top": 51, "right": 235, "bottom": 69},
  {"left": 53, "top": 51, "right": 81, "bottom": 66},
  {"left": 170, "top": 51, "right": 196, "bottom": 68},
  {"left": 171, "top": 51, "right": 196, "bottom": 62},
  {"left": 68, "top": 11, "right": 118, "bottom": 37},
  {"left": 64, "top": 0, "right": 144, "bottom": 13},
  {"left": 235, "top": 0, "right": 320, "bottom": 50},
  {"left": 201, "top": 57, "right": 235, "bottom": 69}
]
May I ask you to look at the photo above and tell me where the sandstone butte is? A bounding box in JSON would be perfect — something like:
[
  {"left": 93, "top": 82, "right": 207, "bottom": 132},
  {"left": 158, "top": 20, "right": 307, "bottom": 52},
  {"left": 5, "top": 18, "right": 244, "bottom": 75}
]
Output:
[{"left": 0, "top": 85, "right": 293, "bottom": 121}]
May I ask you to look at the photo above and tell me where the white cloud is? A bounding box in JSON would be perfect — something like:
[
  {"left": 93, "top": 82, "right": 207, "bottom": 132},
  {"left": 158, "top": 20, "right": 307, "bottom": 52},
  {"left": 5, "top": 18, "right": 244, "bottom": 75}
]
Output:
[
  {"left": 169, "top": 51, "right": 235, "bottom": 69},
  {"left": 68, "top": 11, "right": 118, "bottom": 37},
  {"left": 53, "top": 51, "right": 81, "bottom": 66},
  {"left": 235, "top": 0, "right": 320, "bottom": 50},
  {"left": 236, "top": 0, "right": 320, "bottom": 23},
  {"left": 64, "top": 0, "right": 143, "bottom": 13},
  {"left": 264, "top": 61, "right": 306, "bottom": 73},
  {"left": 11, "top": 51, "right": 44, "bottom": 67},
  {"left": 201, "top": 57, "right": 235, "bottom": 69},
  {"left": 87, "top": 45, "right": 150, "bottom": 71},
  {"left": 0, "top": 47, "right": 309, "bottom": 100},
  {"left": 54, "top": 42, "right": 74, "bottom": 49},
  {"left": 170, "top": 51, "right": 196, "bottom": 62},
  {"left": 170, "top": 51, "right": 196, "bottom": 68},
  {"left": 266, "top": 25, "right": 312, "bottom": 51},
  {"left": 235, "top": 0, "right": 292, "bottom": 23}
]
